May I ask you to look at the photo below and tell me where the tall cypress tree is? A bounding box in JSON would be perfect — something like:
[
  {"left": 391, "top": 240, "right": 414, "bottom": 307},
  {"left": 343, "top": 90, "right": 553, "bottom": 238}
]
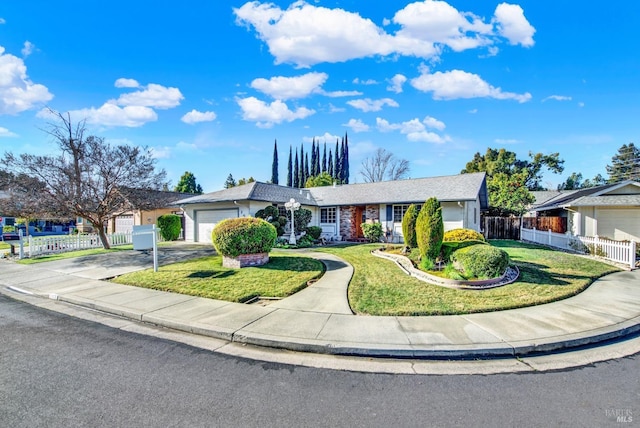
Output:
[
  {"left": 293, "top": 149, "right": 300, "bottom": 188},
  {"left": 342, "top": 133, "right": 349, "bottom": 184},
  {"left": 314, "top": 141, "right": 321, "bottom": 175},
  {"left": 338, "top": 139, "right": 345, "bottom": 184},
  {"left": 310, "top": 139, "right": 317, "bottom": 177},
  {"left": 304, "top": 152, "right": 310, "bottom": 185},
  {"left": 322, "top": 142, "right": 327, "bottom": 173},
  {"left": 328, "top": 149, "right": 333, "bottom": 178},
  {"left": 298, "top": 143, "right": 305, "bottom": 188},
  {"left": 334, "top": 140, "right": 340, "bottom": 182},
  {"left": 287, "top": 145, "right": 293, "bottom": 187},
  {"left": 271, "top": 139, "right": 279, "bottom": 184}
]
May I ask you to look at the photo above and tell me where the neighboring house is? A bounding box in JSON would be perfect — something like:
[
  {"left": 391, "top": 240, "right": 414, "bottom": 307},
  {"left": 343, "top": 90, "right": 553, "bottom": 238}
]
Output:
[
  {"left": 174, "top": 172, "right": 489, "bottom": 244},
  {"left": 530, "top": 180, "right": 640, "bottom": 241}
]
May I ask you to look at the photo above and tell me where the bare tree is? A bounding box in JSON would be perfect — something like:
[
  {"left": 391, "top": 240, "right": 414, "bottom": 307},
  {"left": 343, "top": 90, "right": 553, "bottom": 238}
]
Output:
[
  {"left": 360, "top": 148, "right": 410, "bottom": 183},
  {"left": 1, "top": 109, "right": 167, "bottom": 249}
]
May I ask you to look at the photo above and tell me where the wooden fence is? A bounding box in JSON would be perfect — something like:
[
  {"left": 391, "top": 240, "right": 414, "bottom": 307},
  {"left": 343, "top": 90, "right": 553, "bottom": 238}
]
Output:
[
  {"left": 483, "top": 217, "right": 521, "bottom": 240},
  {"left": 522, "top": 216, "right": 567, "bottom": 233}
]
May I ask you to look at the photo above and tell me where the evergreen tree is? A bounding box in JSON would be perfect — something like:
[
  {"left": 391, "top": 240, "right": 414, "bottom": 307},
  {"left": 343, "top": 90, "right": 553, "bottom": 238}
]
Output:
[
  {"left": 328, "top": 149, "right": 334, "bottom": 178},
  {"left": 606, "top": 143, "right": 640, "bottom": 183},
  {"left": 314, "top": 141, "right": 321, "bottom": 175},
  {"left": 224, "top": 173, "right": 237, "bottom": 189},
  {"left": 322, "top": 142, "right": 327, "bottom": 173},
  {"left": 293, "top": 150, "right": 300, "bottom": 188},
  {"left": 338, "top": 139, "right": 345, "bottom": 183},
  {"left": 299, "top": 143, "right": 305, "bottom": 188},
  {"left": 304, "top": 152, "right": 310, "bottom": 185},
  {"left": 287, "top": 145, "right": 293, "bottom": 187},
  {"left": 271, "top": 140, "right": 279, "bottom": 184},
  {"left": 174, "top": 171, "right": 203, "bottom": 194},
  {"left": 310, "top": 139, "right": 317, "bottom": 177},
  {"left": 342, "top": 133, "right": 349, "bottom": 184},
  {"left": 334, "top": 140, "right": 340, "bottom": 182}
]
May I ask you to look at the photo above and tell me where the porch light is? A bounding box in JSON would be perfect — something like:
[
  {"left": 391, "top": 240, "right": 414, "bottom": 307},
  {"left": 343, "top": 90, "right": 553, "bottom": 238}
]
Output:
[{"left": 285, "top": 198, "right": 301, "bottom": 244}]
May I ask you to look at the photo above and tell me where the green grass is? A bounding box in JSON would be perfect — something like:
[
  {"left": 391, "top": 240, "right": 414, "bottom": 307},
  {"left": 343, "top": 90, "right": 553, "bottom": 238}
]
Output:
[
  {"left": 15, "top": 245, "right": 133, "bottom": 264},
  {"left": 112, "top": 252, "right": 324, "bottom": 302},
  {"left": 317, "top": 240, "right": 620, "bottom": 316}
]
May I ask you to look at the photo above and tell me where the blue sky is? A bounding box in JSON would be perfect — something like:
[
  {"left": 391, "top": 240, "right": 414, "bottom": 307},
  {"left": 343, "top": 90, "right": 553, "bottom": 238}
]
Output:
[{"left": 1, "top": 1, "right": 638, "bottom": 192}]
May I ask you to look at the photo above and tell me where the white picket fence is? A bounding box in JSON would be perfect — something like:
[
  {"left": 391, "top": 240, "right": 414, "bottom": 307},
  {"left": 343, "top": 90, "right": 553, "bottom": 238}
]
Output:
[
  {"left": 521, "top": 227, "right": 637, "bottom": 269},
  {"left": 27, "top": 232, "right": 136, "bottom": 257}
]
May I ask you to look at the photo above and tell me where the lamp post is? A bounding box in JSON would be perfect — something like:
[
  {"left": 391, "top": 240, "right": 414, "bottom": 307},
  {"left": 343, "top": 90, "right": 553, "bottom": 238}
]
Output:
[{"left": 285, "top": 198, "right": 301, "bottom": 245}]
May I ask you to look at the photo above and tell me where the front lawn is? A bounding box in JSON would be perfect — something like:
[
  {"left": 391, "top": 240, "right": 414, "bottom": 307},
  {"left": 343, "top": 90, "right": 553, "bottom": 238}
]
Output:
[
  {"left": 318, "top": 240, "right": 620, "bottom": 316},
  {"left": 112, "top": 252, "right": 324, "bottom": 303},
  {"left": 15, "top": 246, "right": 133, "bottom": 264}
]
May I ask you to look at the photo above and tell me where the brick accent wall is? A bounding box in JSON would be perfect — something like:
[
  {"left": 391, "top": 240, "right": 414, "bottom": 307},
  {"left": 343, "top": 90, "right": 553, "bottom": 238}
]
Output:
[
  {"left": 365, "top": 205, "right": 379, "bottom": 222},
  {"left": 222, "top": 252, "right": 269, "bottom": 268},
  {"left": 339, "top": 206, "right": 356, "bottom": 239}
]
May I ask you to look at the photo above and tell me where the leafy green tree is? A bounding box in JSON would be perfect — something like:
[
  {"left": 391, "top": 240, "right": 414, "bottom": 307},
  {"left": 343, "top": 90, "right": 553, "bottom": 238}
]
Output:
[
  {"left": 416, "top": 197, "right": 444, "bottom": 262},
  {"left": 558, "top": 172, "right": 607, "bottom": 190},
  {"left": 174, "top": 171, "right": 203, "bottom": 194},
  {"left": 224, "top": 173, "right": 237, "bottom": 189},
  {"left": 157, "top": 214, "right": 182, "bottom": 241},
  {"left": 305, "top": 172, "right": 333, "bottom": 188},
  {"left": 461, "top": 147, "right": 564, "bottom": 215},
  {"left": 582, "top": 174, "right": 607, "bottom": 188},
  {"left": 237, "top": 177, "right": 255, "bottom": 186},
  {"left": 271, "top": 140, "right": 279, "bottom": 184},
  {"left": 606, "top": 143, "right": 640, "bottom": 183}
]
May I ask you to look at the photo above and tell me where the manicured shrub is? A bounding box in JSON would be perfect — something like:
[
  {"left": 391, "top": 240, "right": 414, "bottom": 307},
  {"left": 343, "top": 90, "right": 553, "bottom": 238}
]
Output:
[
  {"left": 451, "top": 244, "right": 510, "bottom": 279},
  {"left": 254, "top": 206, "right": 287, "bottom": 236},
  {"left": 305, "top": 226, "right": 322, "bottom": 240},
  {"left": 401, "top": 204, "right": 420, "bottom": 248},
  {"left": 361, "top": 222, "right": 384, "bottom": 243},
  {"left": 443, "top": 228, "right": 485, "bottom": 242},
  {"left": 211, "top": 217, "right": 277, "bottom": 257},
  {"left": 441, "top": 240, "right": 488, "bottom": 262},
  {"left": 415, "top": 197, "right": 444, "bottom": 262},
  {"left": 157, "top": 214, "right": 182, "bottom": 241},
  {"left": 292, "top": 208, "right": 312, "bottom": 234}
]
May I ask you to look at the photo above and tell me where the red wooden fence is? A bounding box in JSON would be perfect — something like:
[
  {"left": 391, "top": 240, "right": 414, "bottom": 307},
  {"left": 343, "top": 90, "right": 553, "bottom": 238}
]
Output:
[{"left": 522, "top": 217, "right": 567, "bottom": 234}]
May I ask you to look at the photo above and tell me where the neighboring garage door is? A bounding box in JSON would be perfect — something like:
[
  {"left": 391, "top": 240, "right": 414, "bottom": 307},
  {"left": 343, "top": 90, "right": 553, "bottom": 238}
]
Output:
[
  {"left": 597, "top": 208, "right": 640, "bottom": 241},
  {"left": 115, "top": 215, "right": 134, "bottom": 234},
  {"left": 196, "top": 209, "right": 238, "bottom": 243}
]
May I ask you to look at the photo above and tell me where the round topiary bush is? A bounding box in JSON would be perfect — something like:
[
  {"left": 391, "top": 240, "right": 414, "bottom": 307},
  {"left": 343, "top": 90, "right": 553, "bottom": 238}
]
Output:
[
  {"left": 451, "top": 244, "right": 510, "bottom": 279},
  {"left": 305, "top": 226, "right": 322, "bottom": 240},
  {"left": 157, "top": 214, "right": 182, "bottom": 241},
  {"left": 443, "top": 228, "right": 485, "bottom": 242},
  {"left": 211, "top": 217, "right": 277, "bottom": 258}
]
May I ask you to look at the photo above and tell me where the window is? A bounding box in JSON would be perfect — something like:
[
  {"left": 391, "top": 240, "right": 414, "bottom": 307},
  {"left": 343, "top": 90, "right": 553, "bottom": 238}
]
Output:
[
  {"left": 320, "top": 207, "right": 337, "bottom": 223},
  {"left": 393, "top": 205, "right": 410, "bottom": 222},
  {"left": 275, "top": 205, "right": 287, "bottom": 218}
]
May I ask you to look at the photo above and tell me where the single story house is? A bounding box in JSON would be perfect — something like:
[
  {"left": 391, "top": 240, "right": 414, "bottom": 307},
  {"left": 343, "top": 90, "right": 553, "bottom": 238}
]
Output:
[
  {"left": 174, "top": 172, "right": 489, "bottom": 244},
  {"left": 530, "top": 180, "right": 640, "bottom": 241}
]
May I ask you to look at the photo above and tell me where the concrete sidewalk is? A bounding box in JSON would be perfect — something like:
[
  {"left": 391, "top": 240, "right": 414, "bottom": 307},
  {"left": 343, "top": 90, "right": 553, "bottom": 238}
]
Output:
[{"left": 1, "top": 246, "right": 639, "bottom": 359}]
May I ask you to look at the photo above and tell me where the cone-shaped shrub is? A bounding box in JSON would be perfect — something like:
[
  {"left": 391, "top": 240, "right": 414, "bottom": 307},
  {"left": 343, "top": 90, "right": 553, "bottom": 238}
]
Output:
[
  {"left": 401, "top": 204, "right": 420, "bottom": 248},
  {"left": 157, "top": 214, "right": 182, "bottom": 241},
  {"left": 416, "top": 197, "right": 444, "bottom": 262},
  {"left": 211, "top": 217, "right": 276, "bottom": 257}
]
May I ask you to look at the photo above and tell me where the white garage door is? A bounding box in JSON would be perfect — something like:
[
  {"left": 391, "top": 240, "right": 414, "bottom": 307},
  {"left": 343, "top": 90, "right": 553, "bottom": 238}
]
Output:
[
  {"left": 598, "top": 208, "right": 640, "bottom": 241},
  {"left": 115, "top": 215, "right": 134, "bottom": 234},
  {"left": 196, "top": 209, "right": 238, "bottom": 243}
]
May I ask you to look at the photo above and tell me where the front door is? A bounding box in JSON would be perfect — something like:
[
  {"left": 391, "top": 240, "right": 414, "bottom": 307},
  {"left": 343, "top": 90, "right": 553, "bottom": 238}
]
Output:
[{"left": 354, "top": 206, "right": 365, "bottom": 238}]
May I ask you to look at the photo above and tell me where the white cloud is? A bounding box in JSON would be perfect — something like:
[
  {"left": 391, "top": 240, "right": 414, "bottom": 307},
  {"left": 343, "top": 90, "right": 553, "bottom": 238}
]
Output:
[
  {"left": 151, "top": 146, "right": 172, "bottom": 159},
  {"left": 542, "top": 95, "right": 572, "bottom": 102},
  {"left": 251, "top": 72, "right": 327, "bottom": 99},
  {"left": 234, "top": 1, "right": 532, "bottom": 67},
  {"left": 0, "top": 18, "right": 5, "bottom": 24},
  {"left": 303, "top": 132, "right": 340, "bottom": 144},
  {"left": 181, "top": 109, "right": 217, "bottom": 124},
  {"left": 578, "top": 102, "right": 585, "bottom": 108},
  {"left": 494, "top": 138, "right": 520, "bottom": 144},
  {"left": 114, "top": 78, "right": 140, "bottom": 88},
  {"left": 411, "top": 68, "right": 531, "bottom": 103},
  {"left": 116, "top": 83, "right": 183, "bottom": 109},
  {"left": 494, "top": 3, "right": 536, "bottom": 47},
  {"left": 0, "top": 46, "right": 53, "bottom": 114},
  {"left": 320, "top": 89, "right": 362, "bottom": 97},
  {"left": 353, "top": 78, "right": 378, "bottom": 85},
  {"left": 328, "top": 103, "right": 346, "bottom": 113},
  {"left": 343, "top": 118, "right": 369, "bottom": 133},
  {"left": 376, "top": 116, "right": 449, "bottom": 144},
  {"left": 0, "top": 126, "right": 17, "bottom": 137},
  {"left": 236, "top": 96, "right": 315, "bottom": 128},
  {"left": 347, "top": 97, "right": 399, "bottom": 112},
  {"left": 469, "top": 109, "right": 478, "bottom": 114},
  {"left": 176, "top": 141, "right": 199, "bottom": 151},
  {"left": 66, "top": 103, "right": 158, "bottom": 127},
  {"left": 387, "top": 74, "right": 407, "bottom": 93},
  {"left": 21, "top": 41, "right": 34, "bottom": 58}
]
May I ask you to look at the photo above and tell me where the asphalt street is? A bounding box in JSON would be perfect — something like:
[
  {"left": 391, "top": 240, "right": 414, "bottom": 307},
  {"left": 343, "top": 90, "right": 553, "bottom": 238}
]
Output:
[{"left": 1, "top": 295, "right": 638, "bottom": 428}]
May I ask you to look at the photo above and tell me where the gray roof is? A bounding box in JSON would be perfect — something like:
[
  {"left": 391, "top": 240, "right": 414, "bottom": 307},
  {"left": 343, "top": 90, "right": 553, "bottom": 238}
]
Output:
[
  {"left": 175, "top": 172, "right": 488, "bottom": 208},
  {"left": 529, "top": 190, "right": 574, "bottom": 208},
  {"left": 533, "top": 181, "right": 640, "bottom": 211}
]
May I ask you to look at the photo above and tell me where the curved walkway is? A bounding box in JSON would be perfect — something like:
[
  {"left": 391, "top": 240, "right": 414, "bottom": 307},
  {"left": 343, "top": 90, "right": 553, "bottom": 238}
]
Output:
[{"left": 1, "top": 244, "right": 639, "bottom": 359}]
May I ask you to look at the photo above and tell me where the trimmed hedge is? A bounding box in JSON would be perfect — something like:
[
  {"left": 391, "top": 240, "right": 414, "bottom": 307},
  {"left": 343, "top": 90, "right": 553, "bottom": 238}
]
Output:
[
  {"left": 361, "top": 222, "right": 384, "bottom": 243},
  {"left": 306, "top": 226, "right": 322, "bottom": 240},
  {"left": 416, "top": 197, "right": 444, "bottom": 262},
  {"left": 157, "top": 214, "right": 182, "bottom": 241},
  {"left": 211, "top": 217, "right": 277, "bottom": 257},
  {"left": 401, "top": 204, "right": 420, "bottom": 248},
  {"left": 443, "top": 228, "right": 485, "bottom": 242},
  {"left": 255, "top": 206, "right": 287, "bottom": 236},
  {"left": 441, "top": 239, "right": 488, "bottom": 262},
  {"left": 451, "top": 244, "right": 510, "bottom": 279}
]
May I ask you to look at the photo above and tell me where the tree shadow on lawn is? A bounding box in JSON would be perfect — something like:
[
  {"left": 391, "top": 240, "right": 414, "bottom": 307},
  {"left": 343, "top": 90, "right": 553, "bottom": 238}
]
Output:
[
  {"left": 187, "top": 270, "right": 235, "bottom": 279},
  {"left": 258, "top": 256, "right": 327, "bottom": 273},
  {"left": 517, "top": 263, "right": 592, "bottom": 286}
]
